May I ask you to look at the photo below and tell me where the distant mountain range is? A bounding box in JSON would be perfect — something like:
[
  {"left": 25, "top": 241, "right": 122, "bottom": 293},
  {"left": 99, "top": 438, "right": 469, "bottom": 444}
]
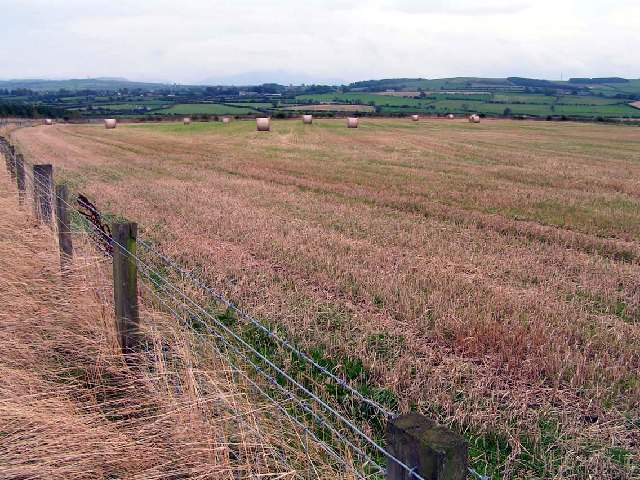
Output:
[{"left": 1, "top": 75, "right": 639, "bottom": 96}]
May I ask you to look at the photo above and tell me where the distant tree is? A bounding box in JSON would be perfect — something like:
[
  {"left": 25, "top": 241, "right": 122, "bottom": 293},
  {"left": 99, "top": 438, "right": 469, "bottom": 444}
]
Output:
[{"left": 503, "top": 107, "right": 512, "bottom": 116}]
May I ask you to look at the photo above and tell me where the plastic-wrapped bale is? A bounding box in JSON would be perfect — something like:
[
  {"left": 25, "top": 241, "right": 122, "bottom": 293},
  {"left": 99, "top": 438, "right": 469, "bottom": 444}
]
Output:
[
  {"left": 302, "top": 114, "right": 313, "bottom": 124},
  {"left": 183, "top": 117, "right": 191, "bottom": 124},
  {"left": 256, "top": 117, "right": 270, "bottom": 131},
  {"left": 104, "top": 118, "right": 117, "bottom": 129},
  {"left": 222, "top": 117, "right": 231, "bottom": 124},
  {"left": 469, "top": 114, "right": 481, "bottom": 123},
  {"left": 411, "top": 115, "right": 419, "bottom": 121},
  {"left": 347, "top": 117, "right": 359, "bottom": 128},
  {"left": 447, "top": 114, "right": 455, "bottom": 119},
  {"left": 45, "top": 119, "right": 53, "bottom": 125}
]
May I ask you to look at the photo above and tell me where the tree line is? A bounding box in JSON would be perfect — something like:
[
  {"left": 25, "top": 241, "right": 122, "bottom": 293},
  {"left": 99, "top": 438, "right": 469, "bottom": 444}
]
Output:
[{"left": 0, "top": 102, "right": 77, "bottom": 119}]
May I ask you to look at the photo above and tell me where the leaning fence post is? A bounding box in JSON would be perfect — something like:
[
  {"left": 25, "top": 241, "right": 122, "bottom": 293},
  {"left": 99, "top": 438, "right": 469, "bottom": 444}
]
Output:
[
  {"left": 32, "top": 164, "right": 53, "bottom": 224},
  {"left": 15, "top": 154, "right": 26, "bottom": 204},
  {"left": 386, "top": 413, "right": 468, "bottom": 480},
  {"left": 112, "top": 222, "right": 140, "bottom": 356},
  {"left": 55, "top": 184, "right": 73, "bottom": 267}
]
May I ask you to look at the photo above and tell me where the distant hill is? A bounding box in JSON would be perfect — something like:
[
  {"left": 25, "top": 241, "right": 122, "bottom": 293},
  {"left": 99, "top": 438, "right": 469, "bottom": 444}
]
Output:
[
  {"left": 347, "top": 77, "right": 640, "bottom": 97},
  {"left": 1, "top": 76, "right": 639, "bottom": 97},
  {"left": 0, "top": 78, "right": 178, "bottom": 92}
]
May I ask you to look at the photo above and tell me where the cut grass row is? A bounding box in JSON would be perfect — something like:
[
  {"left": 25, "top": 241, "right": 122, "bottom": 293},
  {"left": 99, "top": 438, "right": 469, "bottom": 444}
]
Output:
[{"left": 11, "top": 119, "right": 640, "bottom": 479}]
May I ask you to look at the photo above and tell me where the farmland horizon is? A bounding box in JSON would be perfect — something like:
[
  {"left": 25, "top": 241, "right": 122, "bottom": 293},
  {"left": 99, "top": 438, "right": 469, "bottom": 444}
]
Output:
[
  {"left": 2, "top": 73, "right": 640, "bottom": 88},
  {"left": 2, "top": 1, "right": 640, "bottom": 478},
  {"left": 2, "top": 1, "right": 639, "bottom": 84}
]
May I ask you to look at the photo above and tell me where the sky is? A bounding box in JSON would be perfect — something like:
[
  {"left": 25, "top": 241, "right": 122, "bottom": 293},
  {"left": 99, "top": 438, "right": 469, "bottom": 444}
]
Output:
[{"left": 1, "top": 0, "right": 639, "bottom": 85}]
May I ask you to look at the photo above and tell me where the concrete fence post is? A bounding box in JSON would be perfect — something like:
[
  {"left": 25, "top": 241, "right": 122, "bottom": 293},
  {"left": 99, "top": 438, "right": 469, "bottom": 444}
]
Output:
[
  {"left": 32, "top": 164, "right": 53, "bottom": 225},
  {"left": 15, "top": 154, "right": 26, "bottom": 204},
  {"left": 112, "top": 222, "right": 140, "bottom": 357},
  {"left": 386, "top": 413, "right": 468, "bottom": 480},
  {"left": 55, "top": 184, "right": 73, "bottom": 268}
]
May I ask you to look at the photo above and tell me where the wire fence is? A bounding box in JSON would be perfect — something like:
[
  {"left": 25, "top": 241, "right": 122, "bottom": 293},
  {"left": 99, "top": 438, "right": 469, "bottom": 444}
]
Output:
[{"left": 0, "top": 133, "right": 478, "bottom": 480}]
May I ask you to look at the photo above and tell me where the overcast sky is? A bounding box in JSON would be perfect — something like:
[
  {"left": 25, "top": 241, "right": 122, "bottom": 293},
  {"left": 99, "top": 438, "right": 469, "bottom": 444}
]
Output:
[{"left": 1, "top": 0, "right": 638, "bottom": 84}]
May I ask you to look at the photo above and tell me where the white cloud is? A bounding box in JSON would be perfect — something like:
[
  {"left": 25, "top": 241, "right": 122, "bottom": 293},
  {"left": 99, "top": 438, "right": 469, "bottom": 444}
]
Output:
[{"left": 0, "top": 0, "right": 638, "bottom": 83}]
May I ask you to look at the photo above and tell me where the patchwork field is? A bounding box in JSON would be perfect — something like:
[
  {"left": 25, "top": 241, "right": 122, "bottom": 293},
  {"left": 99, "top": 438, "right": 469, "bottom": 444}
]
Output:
[
  {"left": 282, "top": 104, "right": 376, "bottom": 112},
  {"left": 296, "top": 93, "right": 640, "bottom": 118},
  {"left": 155, "top": 103, "right": 260, "bottom": 115},
  {"left": 9, "top": 118, "right": 640, "bottom": 479}
]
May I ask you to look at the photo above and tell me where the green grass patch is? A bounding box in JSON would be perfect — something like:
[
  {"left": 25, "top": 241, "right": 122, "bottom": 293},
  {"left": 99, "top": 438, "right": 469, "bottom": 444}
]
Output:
[{"left": 153, "top": 103, "right": 259, "bottom": 115}]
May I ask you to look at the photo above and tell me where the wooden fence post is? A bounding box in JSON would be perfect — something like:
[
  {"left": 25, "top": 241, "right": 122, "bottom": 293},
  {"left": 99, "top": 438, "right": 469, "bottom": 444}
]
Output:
[
  {"left": 4, "top": 145, "right": 14, "bottom": 174},
  {"left": 9, "top": 150, "right": 16, "bottom": 181},
  {"left": 112, "top": 222, "right": 140, "bottom": 357},
  {"left": 386, "top": 413, "right": 468, "bottom": 480},
  {"left": 15, "top": 154, "right": 26, "bottom": 204},
  {"left": 55, "top": 184, "right": 73, "bottom": 267},
  {"left": 32, "top": 164, "right": 53, "bottom": 224}
]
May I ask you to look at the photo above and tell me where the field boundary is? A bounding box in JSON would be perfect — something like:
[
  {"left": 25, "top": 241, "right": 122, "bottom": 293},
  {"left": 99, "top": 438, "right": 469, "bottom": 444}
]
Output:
[{"left": 0, "top": 134, "right": 484, "bottom": 480}]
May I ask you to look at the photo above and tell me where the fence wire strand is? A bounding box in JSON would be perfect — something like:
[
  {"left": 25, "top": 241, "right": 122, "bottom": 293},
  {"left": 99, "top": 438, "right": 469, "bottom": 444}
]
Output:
[{"left": 0, "top": 138, "right": 479, "bottom": 480}]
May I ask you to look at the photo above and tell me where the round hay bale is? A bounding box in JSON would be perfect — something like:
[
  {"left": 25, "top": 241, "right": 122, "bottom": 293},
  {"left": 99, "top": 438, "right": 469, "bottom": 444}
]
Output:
[
  {"left": 469, "top": 114, "right": 481, "bottom": 123},
  {"left": 183, "top": 117, "right": 191, "bottom": 124},
  {"left": 347, "top": 117, "right": 359, "bottom": 128},
  {"left": 44, "top": 119, "right": 53, "bottom": 125},
  {"left": 222, "top": 117, "right": 231, "bottom": 124},
  {"left": 446, "top": 114, "right": 455, "bottom": 119},
  {"left": 256, "top": 117, "right": 270, "bottom": 131},
  {"left": 411, "top": 115, "right": 419, "bottom": 122},
  {"left": 302, "top": 114, "right": 313, "bottom": 125},
  {"left": 104, "top": 118, "right": 117, "bottom": 129}
]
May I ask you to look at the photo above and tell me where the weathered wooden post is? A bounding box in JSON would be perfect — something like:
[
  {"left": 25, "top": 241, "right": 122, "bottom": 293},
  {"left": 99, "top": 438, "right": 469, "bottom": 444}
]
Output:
[
  {"left": 112, "top": 222, "right": 140, "bottom": 357},
  {"left": 32, "top": 164, "right": 53, "bottom": 224},
  {"left": 8, "top": 149, "right": 16, "bottom": 181},
  {"left": 4, "top": 145, "right": 14, "bottom": 174},
  {"left": 15, "top": 154, "right": 26, "bottom": 204},
  {"left": 55, "top": 184, "right": 73, "bottom": 267},
  {"left": 386, "top": 413, "right": 468, "bottom": 480}
]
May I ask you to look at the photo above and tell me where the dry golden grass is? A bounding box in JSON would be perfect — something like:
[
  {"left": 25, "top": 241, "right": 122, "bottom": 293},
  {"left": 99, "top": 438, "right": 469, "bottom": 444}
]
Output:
[
  {"left": 9, "top": 118, "right": 640, "bottom": 478},
  {"left": 0, "top": 165, "right": 346, "bottom": 479}
]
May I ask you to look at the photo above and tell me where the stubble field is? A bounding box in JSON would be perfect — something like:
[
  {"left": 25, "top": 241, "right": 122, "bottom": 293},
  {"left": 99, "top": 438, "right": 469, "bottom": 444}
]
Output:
[{"left": 10, "top": 118, "right": 640, "bottom": 478}]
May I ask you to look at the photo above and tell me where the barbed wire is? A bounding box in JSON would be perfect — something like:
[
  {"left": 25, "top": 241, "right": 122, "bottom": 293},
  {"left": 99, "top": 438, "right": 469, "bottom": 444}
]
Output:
[
  {"left": 138, "top": 271, "right": 378, "bottom": 480},
  {"left": 137, "top": 238, "right": 395, "bottom": 420},
  {"left": 111, "top": 235, "right": 425, "bottom": 480},
  {"left": 1, "top": 142, "right": 487, "bottom": 480},
  {"left": 10, "top": 165, "right": 394, "bottom": 477},
  {"left": 8, "top": 163, "right": 424, "bottom": 480}
]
